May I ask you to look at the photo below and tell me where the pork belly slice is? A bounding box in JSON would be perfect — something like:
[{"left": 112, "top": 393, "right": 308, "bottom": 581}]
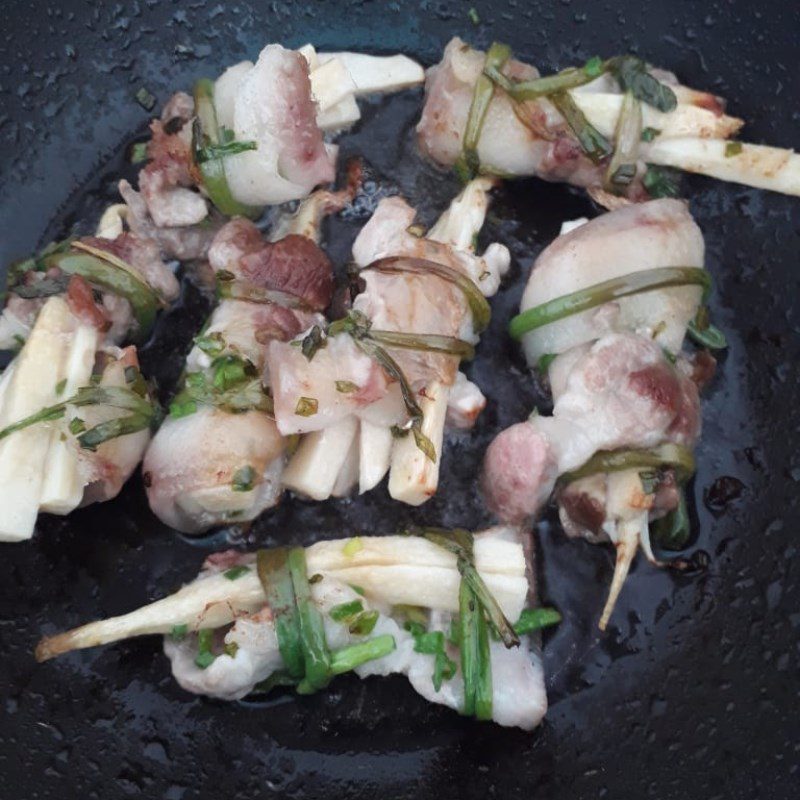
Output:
[
  {"left": 418, "top": 37, "right": 799, "bottom": 199},
  {"left": 36, "top": 527, "right": 547, "bottom": 731}
]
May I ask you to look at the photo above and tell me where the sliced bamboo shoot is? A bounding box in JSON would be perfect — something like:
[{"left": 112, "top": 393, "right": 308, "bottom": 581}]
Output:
[
  {"left": 645, "top": 137, "right": 800, "bottom": 196},
  {"left": 331, "top": 425, "right": 360, "bottom": 497},
  {"left": 36, "top": 529, "right": 527, "bottom": 661},
  {"left": 388, "top": 381, "right": 449, "bottom": 506},
  {"left": 317, "top": 52, "right": 425, "bottom": 95},
  {"left": 358, "top": 420, "right": 393, "bottom": 494},
  {"left": 39, "top": 324, "right": 101, "bottom": 513},
  {"left": 427, "top": 176, "right": 496, "bottom": 251},
  {"left": 0, "top": 298, "right": 74, "bottom": 541},
  {"left": 283, "top": 416, "right": 359, "bottom": 500},
  {"left": 572, "top": 93, "right": 743, "bottom": 141},
  {"left": 309, "top": 57, "right": 358, "bottom": 112},
  {"left": 316, "top": 94, "right": 361, "bottom": 133},
  {"left": 95, "top": 204, "right": 128, "bottom": 239}
]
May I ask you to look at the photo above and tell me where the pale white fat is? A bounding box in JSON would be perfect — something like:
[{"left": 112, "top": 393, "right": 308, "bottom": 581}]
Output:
[
  {"left": 445, "top": 371, "right": 486, "bottom": 429},
  {"left": 520, "top": 199, "right": 705, "bottom": 363}
]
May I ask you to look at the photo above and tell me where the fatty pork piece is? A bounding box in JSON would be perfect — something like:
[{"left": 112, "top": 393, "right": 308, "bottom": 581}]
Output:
[
  {"left": 0, "top": 231, "right": 179, "bottom": 350},
  {"left": 119, "top": 44, "right": 424, "bottom": 259},
  {"left": 482, "top": 199, "right": 713, "bottom": 628},
  {"left": 142, "top": 216, "right": 334, "bottom": 533},
  {"left": 35, "top": 528, "right": 549, "bottom": 731},
  {"left": 417, "top": 37, "right": 800, "bottom": 199},
  {"left": 267, "top": 178, "right": 510, "bottom": 504}
]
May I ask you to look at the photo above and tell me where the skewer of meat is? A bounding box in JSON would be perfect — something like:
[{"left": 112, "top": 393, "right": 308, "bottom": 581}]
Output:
[
  {"left": 142, "top": 180, "right": 358, "bottom": 533},
  {"left": 0, "top": 217, "right": 180, "bottom": 541},
  {"left": 482, "top": 199, "right": 718, "bottom": 629},
  {"left": 120, "top": 43, "right": 424, "bottom": 260},
  {"left": 417, "top": 38, "right": 799, "bottom": 202},
  {"left": 266, "top": 178, "right": 510, "bottom": 504},
  {"left": 35, "top": 526, "right": 557, "bottom": 731}
]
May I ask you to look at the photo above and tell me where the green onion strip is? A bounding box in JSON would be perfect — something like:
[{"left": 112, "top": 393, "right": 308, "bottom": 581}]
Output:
[
  {"left": 254, "top": 546, "right": 397, "bottom": 697},
  {"left": 509, "top": 266, "right": 712, "bottom": 340}
]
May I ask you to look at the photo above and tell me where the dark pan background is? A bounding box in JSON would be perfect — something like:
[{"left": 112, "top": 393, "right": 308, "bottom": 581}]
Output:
[{"left": 0, "top": 1, "right": 798, "bottom": 798}]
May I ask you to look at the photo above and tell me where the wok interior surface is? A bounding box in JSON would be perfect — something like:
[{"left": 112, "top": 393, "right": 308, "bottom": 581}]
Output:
[{"left": 0, "top": 1, "right": 797, "bottom": 798}]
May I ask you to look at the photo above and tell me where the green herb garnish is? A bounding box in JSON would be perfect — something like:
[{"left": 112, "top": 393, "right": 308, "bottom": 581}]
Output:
[
  {"left": 135, "top": 86, "right": 156, "bottom": 111},
  {"left": 295, "top": 396, "right": 318, "bottom": 417},
  {"left": 513, "top": 607, "right": 562, "bottom": 635},
  {"left": 223, "top": 565, "right": 251, "bottom": 580},
  {"left": 231, "top": 465, "right": 256, "bottom": 493},
  {"left": 641, "top": 127, "right": 661, "bottom": 142},
  {"left": 170, "top": 623, "right": 189, "bottom": 640},
  {"left": 724, "top": 141, "right": 743, "bottom": 157},
  {"left": 194, "top": 629, "right": 216, "bottom": 670}
]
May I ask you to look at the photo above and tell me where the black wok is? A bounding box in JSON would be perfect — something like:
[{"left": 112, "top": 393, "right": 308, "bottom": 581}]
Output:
[{"left": 0, "top": 1, "right": 797, "bottom": 798}]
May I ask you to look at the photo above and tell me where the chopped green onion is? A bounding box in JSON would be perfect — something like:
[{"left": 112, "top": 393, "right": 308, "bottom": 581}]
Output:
[
  {"left": 55, "top": 378, "right": 67, "bottom": 396},
  {"left": 513, "top": 607, "right": 562, "bottom": 635},
  {"left": 231, "top": 465, "right": 256, "bottom": 492},
  {"left": 487, "top": 57, "right": 607, "bottom": 101},
  {"left": 643, "top": 164, "right": 681, "bottom": 198},
  {"left": 169, "top": 398, "right": 198, "bottom": 419},
  {"left": 195, "top": 331, "right": 225, "bottom": 356},
  {"left": 652, "top": 486, "right": 692, "bottom": 550},
  {"left": 459, "top": 579, "right": 492, "bottom": 719},
  {"left": 550, "top": 91, "right": 614, "bottom": 164},
  {"left": 223, "top": 565, "right": 250, "bottom": 581},
  {"left": 467, "top": 6, "right": 480, "bottom": 24},
  {"left": 724, "top": 141, "right": 743, "bottom": 157},
  {"left": 641, "top": 127, "right": 661, "bottom": 142},
  {"left": 335, "top": 380, "right": 359, "bottom": 394},
  {"left": 170, "top": 623, "right": 188, "bottom": 640},
  {"left": 192, "top": 78, "right": 262, "bottom": 219},
  {"left": 349, "top": 610, "right": 379, "bottom": 636},
  {"left": 329, "top": 635, "right": 396, "bottom": 675},
  {"left": 216, "top": 277, "right": 309, "bottom": 310},
  {"left": 343, "top": 537, "right": 363, "bottom": 557},
  {"left": 509, "top": 266, "right": 711, "bottom": 340},
  {"left": 405, "top": 623, "right": 457, "bottom": 692},
  {"left": 295, "top": 396, "right": 318, "bottom": 417},
  {"left": 194, "top": 629, "right": 216, "bottom": 670},
  {"left": 257, "top": 548, "right": 304, "bottom": 680},
  {"left": 288, "top": 547, "right": 332, "bottom": 693},
  {"left": 130, "top": 142, "right": 149, "bottom": 164},
  {"left": 560, "top": 442, "right": 696, "bottom": 485},
  {"left": 537, "top": 353, "right": 557, "bottom": 373},
  {"left": 68, "top": 417, "right": 86, "bottom": 435},
  {"left": 330, "top": 600, "right": 364, "bottom": 622},
  {"left": 195, "top": 139, "right": 257, "bottom": 164},
  {"left": 301, "top": 325, "right": 326, "bottom": 360},
  {"left": 135, "top": 86, "right": 156, "bottom": 111}
]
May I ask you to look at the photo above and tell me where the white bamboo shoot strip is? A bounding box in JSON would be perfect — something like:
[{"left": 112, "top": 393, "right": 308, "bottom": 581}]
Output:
[
  {"left": 309, "top": 57, "right": 358, "bottom": 112},
  {"left": 0, "top": 298, "right": 75, "bottom": 541},
  {"left": 39, "top": 324, "right": 101, "bottom": 513},
  {"left": 645, "top": 137, "right": 800, "bottom": 196},
  {"left": 388, "top": 178, "right": 495, "bottom": 504},
  {"left": 316, "top": 94, "right": 361, "bottom": 133},
  {"left": 358, "top": 420, "right": 393, "bottom": 494},
  {"left": 388, "top": 380, "right": 450, "bottom": 505},
  {"left": 283, "top": 416, "right": 359, "bottom": 501},
  {"left": 571, "top": 92, "right": 743, "bottom": 141},
  {"left": 317, "top": 52, "right": 425, "bottom": 95},
  {"left": 36, "top": 529, "right": 527, "bottom": 661},
  {"left": 331, "top": 426, "right": 360, "bottom": 497}
]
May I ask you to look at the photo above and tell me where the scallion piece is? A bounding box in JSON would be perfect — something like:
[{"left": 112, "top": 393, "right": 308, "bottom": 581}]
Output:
[
  {"left": 687, "top": 306, "right": 728, "bottom": 350},
  {"left": 456, "top": 42, "right": 511, "bottom": 181},
  {"left": 486, "top": 57, "right": 607, "bottom": 102},
  {"left": 651, "top": 487, "right": 692, "bottom": 550},
  {"left": 604, "top": 90, "right": 642, "bottom": 192},
  {"left": 329, "top": 635, "right": 396, "bottom": 675},
  {"left": 223, "top": 565, "right": 250, "bottom": 580},
  {"left": 560, "top": 442, "right": 696, "bottom": 486},
  {"left": 216, "top": 277, "right": 309, "bottom": 310},
  {"left": 473, "top": 595, "right": 493, "bottom": 721},
  {"left": 513, "top": 607, "right": 562, "bottom": 635},
  {"left": 45, "top": 250, "right": 162, "bottom": 342},
  {"left": 550, "top": 91, "right": 613, "bottom": 164},
  {"left": 192, "top": 78, "right": 262, "bottom": 219},
  {"left": 508, "top": 266, "right": 712, "bottom": 340},
  {"left": 288, "top": 547, "right": 332, "bottom": 693},
  {"left": 256, "top": 548, "right": 305, "bottom": 680},
  {"left": 194, "top": 629, "right": 216, "bottom": 670},
  {"left": 368, "top": 330, "right": 476, "bottom": 360}
]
